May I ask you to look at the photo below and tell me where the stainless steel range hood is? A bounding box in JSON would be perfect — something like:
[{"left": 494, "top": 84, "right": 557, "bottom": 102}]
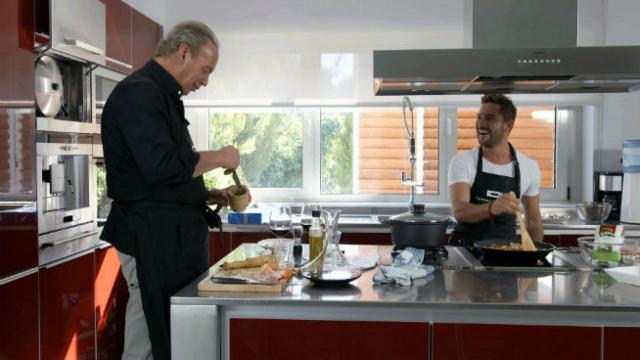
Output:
[
  {"left": 373, "top": 46, "right": 640, "bottom": 95},
  {"left": 373, "top": 0, "right": 640, "bottom": 95}
]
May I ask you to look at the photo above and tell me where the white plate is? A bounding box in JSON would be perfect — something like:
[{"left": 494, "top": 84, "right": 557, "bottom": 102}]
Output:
[
  {"left": 604, "top": 266, "right": 640, "bottom": 287},
  {"left": 345, "top": 255, "right": 379, "bottom": 270},
  {"left": 257, "top": 238, "right": 279, "bottom": 250}
]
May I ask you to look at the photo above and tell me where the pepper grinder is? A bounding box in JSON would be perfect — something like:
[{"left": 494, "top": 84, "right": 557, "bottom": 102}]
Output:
[{"left": 292, "top": 225, "right": 304, "bottom": 267}]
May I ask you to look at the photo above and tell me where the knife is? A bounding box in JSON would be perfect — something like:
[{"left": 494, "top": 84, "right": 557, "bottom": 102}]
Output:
[{"left": 211, "top": 276, "right": 276, "bottom": 285}]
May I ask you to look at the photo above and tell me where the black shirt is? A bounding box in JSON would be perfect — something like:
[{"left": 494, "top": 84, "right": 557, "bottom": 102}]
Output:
[{"left": 101, "top": 60, "right": 207, "bottom": 205}]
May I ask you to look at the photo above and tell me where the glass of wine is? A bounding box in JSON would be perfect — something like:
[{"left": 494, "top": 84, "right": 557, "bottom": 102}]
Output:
[
  {"left": 269, "top": 206, "right": 292, "bottom": 266},
  {"left": 300, "top": 203, "right": 322, "bottom": 232}
]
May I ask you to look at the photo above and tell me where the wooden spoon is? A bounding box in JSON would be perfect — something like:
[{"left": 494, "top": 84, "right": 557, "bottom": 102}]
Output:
[{"left": 515, "top": 208, "right": 537, "bottom": 251}]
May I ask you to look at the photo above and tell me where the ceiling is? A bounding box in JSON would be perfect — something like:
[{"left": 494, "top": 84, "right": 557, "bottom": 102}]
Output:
[{"left": 162, "top": 0, "right": 466, "bottom": 33}]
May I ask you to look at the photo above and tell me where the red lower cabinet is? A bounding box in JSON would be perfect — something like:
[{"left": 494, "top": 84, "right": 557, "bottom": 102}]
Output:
[
  {"left": 209, "top": 231, "right": 232, "bottom": 266},
  {"left": 230, "top": 319, "right": 429, "bottom": 360},
  {"left": 95, "top": 246, "right": 128, "bottom": 359},
  {"left": 40, "top": 252, "right": 96, "bottom": 360},
  {"left": 433, "top": 323, "right": 600, "bottom": 360},
  {"left": 604, "top": 327, "right": 640, "bottom": 359},
  {"left": 0, "top": 270, "right": 38, "bottom": 360}
]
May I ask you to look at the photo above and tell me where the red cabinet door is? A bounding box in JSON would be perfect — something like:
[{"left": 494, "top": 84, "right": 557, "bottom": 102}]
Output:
[
  {"left": 341, "top": 232, "right": 392, "bottom": 245},
  {"left": 131, "top": 9, "right": 163, "bottom": 72},
  {"left": 0, "top": 204, "right": 38, "bottom": 278},
  {"left": 95, "top": 246, "right": 128, "bottom": 360},
  {"left": 231, "top": 231, "right": 272, "bottom": 250},
  {"left": 0, "top": 0, "right": 35, "bottom": 101},
  {"left": 433, "top": 323, "right": 600, "bottom": 360},
  {"left": 105, "top": 0, "right": 133, "bottom": 74},
  {"left": 604, "top": 327, "right": 640, "bottom": 359},
  {"left": 209, "top": 231, "right": 232, "bottom": 266},
  {"left": 230, "top": 319, "right": 429, "bottom": 360},
  {"left": 40, "top": 252, "right": 96, "bottom": 360},
  {"left": 0, "top": 270, "right": 39, "bottom": 360}
]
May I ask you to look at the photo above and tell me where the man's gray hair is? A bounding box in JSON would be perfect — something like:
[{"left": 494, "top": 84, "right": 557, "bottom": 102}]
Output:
[{"left": 155, "top": 20, "right": 219, "bottom": 58}]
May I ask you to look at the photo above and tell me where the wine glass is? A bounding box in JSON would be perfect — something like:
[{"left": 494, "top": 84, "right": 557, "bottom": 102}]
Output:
[
  {"left": 300, "top": 203, "right": 322, "bottom": 232},
  {"left": 269, "top": 206, "right": 292, "bottom": 265}
]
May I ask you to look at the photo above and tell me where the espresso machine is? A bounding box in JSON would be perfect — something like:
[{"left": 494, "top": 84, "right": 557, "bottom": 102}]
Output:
[{"left": 594, "top": 171, "right": 623, "bottom": 221}]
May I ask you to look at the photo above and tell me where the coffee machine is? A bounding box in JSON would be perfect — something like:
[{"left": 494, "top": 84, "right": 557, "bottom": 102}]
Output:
[
  {"left": 594, "top": 171, "right": 623, "bottom": 221},
  {"left": 621, "top": 140, "right": 640, "bottom": 224}
]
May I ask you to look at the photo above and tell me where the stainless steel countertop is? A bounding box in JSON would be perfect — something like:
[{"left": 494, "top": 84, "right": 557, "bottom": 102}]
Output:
[
  {"left": 223, "top": 208, "right": 640, "bottom": 235},
  {"left": 171, "top": 244, "right": 640, "bottom": 312}
]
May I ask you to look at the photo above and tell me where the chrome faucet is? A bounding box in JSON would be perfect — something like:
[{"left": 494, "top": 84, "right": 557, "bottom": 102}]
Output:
[{"left": 401, "top": 96, "right": 422, "bottom": 212}]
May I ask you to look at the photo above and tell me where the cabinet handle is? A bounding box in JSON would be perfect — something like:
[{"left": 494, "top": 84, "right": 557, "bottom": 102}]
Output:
[
  {"left": 63, "top": 39, "right": 105, "bottom": 56},
  {"left": 0, "top": 268, "right": 38, "bottom": 286},
  {"left": 41, "top": 247, "right": 95, "bottom": 269}
]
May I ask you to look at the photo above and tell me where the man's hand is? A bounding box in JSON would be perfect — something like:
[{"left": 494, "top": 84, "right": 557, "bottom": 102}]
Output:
[
  {"left": 193, "top": 146, "right": 241, "bottom": 178},
  {"left": 216, "top": 146, "right": 240, "bottom": 170},
  {"left": 490, "top": 191, "right": 520, "bottom": 216},
  {"left": 207, "top": 187, "right": 232, "bottom": 207}
]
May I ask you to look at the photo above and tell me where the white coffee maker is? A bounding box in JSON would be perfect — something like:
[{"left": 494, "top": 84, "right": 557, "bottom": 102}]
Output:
[{"left": 621, "top": 139, "right": 640, "bottom": 224}]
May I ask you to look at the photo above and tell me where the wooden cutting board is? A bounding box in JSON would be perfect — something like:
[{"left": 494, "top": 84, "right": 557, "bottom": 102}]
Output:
[{"left": 197, "top": 267, "right": 290, "bottom": 294}]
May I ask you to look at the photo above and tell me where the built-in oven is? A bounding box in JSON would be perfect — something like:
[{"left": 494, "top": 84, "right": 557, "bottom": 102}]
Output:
[{"left": 36, "top": 132, "right": 99, "bottom": 265}]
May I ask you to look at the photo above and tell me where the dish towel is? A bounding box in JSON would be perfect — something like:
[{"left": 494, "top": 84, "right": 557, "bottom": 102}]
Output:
[{"left": 373, "top": 247, "right": 434, "bottom": 286}]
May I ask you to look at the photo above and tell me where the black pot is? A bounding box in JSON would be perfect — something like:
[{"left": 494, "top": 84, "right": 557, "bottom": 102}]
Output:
[{"left": 380, "top": 204, "right": 449, "bottom": 249}]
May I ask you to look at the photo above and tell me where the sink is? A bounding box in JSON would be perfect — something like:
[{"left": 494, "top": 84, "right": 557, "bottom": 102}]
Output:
[{"left": 339, "top": 214, "right": 375, "bottom": 223}]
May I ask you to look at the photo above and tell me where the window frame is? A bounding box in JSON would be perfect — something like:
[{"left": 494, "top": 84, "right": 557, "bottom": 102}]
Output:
[{"left": 186, "top": 103, "right": 581, "bottom": 205}]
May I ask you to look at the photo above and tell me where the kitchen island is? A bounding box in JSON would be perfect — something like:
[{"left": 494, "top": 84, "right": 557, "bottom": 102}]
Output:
[{"left": 171, "top": 244, "right": 640, "bottom": 360}]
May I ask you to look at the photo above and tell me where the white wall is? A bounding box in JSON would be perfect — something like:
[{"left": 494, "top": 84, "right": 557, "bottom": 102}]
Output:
[
  {"left": 162, "top": 0, "right": 467, "bottom": 104},
  {"left": 598, "top": 0, "right": 640, "bottom": 171}
]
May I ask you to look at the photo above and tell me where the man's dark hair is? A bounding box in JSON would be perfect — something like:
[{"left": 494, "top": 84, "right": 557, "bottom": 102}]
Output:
[{"left": 481, "top": 93, "right": 517, "bottom": 121}]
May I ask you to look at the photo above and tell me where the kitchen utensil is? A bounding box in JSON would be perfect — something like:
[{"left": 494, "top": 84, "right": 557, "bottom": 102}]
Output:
[
  {"left": 474, "top": 239, "right": 554, "bottom": 265},
  {"left": 224, "top": 169, "right": 250, "bottom": 212},
  {"left": 576, "top": 202, "right": 612, "bottom": 222},
  {"left": 198, "top": 274, "right": 290, "bottom": 294},
  {"left": 515, "top": 209, "right": 537, "bottom": 251},
  {"left": 35, "top": 55, "right": 64, "bottom": 118},
  {"left": 380, "top": 204, "right": 448, "bottom": 249},
  {"left": 224, "top": 169, "right": 245, "bottom": 192},
  {"left": 302, "top": 269, "right": 362, "bottom": 286}
]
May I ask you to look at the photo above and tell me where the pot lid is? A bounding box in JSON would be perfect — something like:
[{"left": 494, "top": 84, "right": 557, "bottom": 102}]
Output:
[
  {"left": 35, "top": 56, "right": 63, "bottom": 118},
  {"left": 386, "top": 204, "right": 448, "bottom": 224}
]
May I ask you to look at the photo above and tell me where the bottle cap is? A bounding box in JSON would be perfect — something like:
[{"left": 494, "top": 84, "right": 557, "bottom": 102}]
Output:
[{"left": 312, "top": 210, "right": 321, "bottom": 217}]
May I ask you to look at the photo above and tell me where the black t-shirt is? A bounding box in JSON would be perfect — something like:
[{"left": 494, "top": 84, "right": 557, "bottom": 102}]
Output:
[{"left": 101, "top": 59, "right": 207, "bottom": 205}]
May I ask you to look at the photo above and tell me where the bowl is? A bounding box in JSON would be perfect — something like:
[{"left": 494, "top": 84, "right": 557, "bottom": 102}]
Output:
[
  {"left": 576, "top": 202, "right": 612, "bottom": 222},
  {"left": 227, "top": 185, "right": 251, "bottom": 212},
  {"left": 578, "top": 237, "right": 640, "bottom": 266}
]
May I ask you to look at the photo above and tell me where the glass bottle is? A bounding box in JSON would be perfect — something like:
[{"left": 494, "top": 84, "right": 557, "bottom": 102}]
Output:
[{"left": 308, "top": 210, "right": 324, "bottom": 262}]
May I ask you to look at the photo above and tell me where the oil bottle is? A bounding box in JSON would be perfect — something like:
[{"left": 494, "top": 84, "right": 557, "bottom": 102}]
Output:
[{"left": 308, "top": 210, "right": 324, "bottom": 262}]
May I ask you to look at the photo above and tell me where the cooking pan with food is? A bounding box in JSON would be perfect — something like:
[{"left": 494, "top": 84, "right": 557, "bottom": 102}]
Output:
[{"left": 474, "top": 239, "right": 554, "bottom": 265}]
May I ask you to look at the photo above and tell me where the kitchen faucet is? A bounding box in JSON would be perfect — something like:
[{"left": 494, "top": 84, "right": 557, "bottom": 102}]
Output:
[{"left": 401, "top": 96, "right": 422, "bottom": 212}]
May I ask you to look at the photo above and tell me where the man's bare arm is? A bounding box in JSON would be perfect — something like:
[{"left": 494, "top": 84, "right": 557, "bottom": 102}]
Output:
[
  {"left": 450, "top": 182, "right": 492, "bottom": 223},
  {"left": 521, "top": 195, "right": 544, "bottom": 242},
  {"left": 450, "top": 183, "right": 521, "bottom": 224}
]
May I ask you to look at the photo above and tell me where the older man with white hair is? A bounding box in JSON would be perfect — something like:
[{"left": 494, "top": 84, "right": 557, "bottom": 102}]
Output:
[{"left": 101, "top": 21, "right": 240, "bottom": 360}]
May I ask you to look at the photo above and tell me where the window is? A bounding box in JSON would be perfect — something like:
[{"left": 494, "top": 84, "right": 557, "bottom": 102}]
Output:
[
  {"left": 190, "top": 102, "right": 577, "bottom": 203},
  {"left": 206, "top": 109, "right": 305, "bottom": 189},
  {"left": 456, "top": 106, "right": 556, "bottom": 189},
  {"left": 318, "top": 107, "right": 439, "bottom": 195}
]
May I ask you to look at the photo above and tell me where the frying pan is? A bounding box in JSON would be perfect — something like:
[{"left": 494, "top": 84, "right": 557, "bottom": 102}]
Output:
[{"left": 474, "top": 239, "right": 554, "bottom": 265}]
